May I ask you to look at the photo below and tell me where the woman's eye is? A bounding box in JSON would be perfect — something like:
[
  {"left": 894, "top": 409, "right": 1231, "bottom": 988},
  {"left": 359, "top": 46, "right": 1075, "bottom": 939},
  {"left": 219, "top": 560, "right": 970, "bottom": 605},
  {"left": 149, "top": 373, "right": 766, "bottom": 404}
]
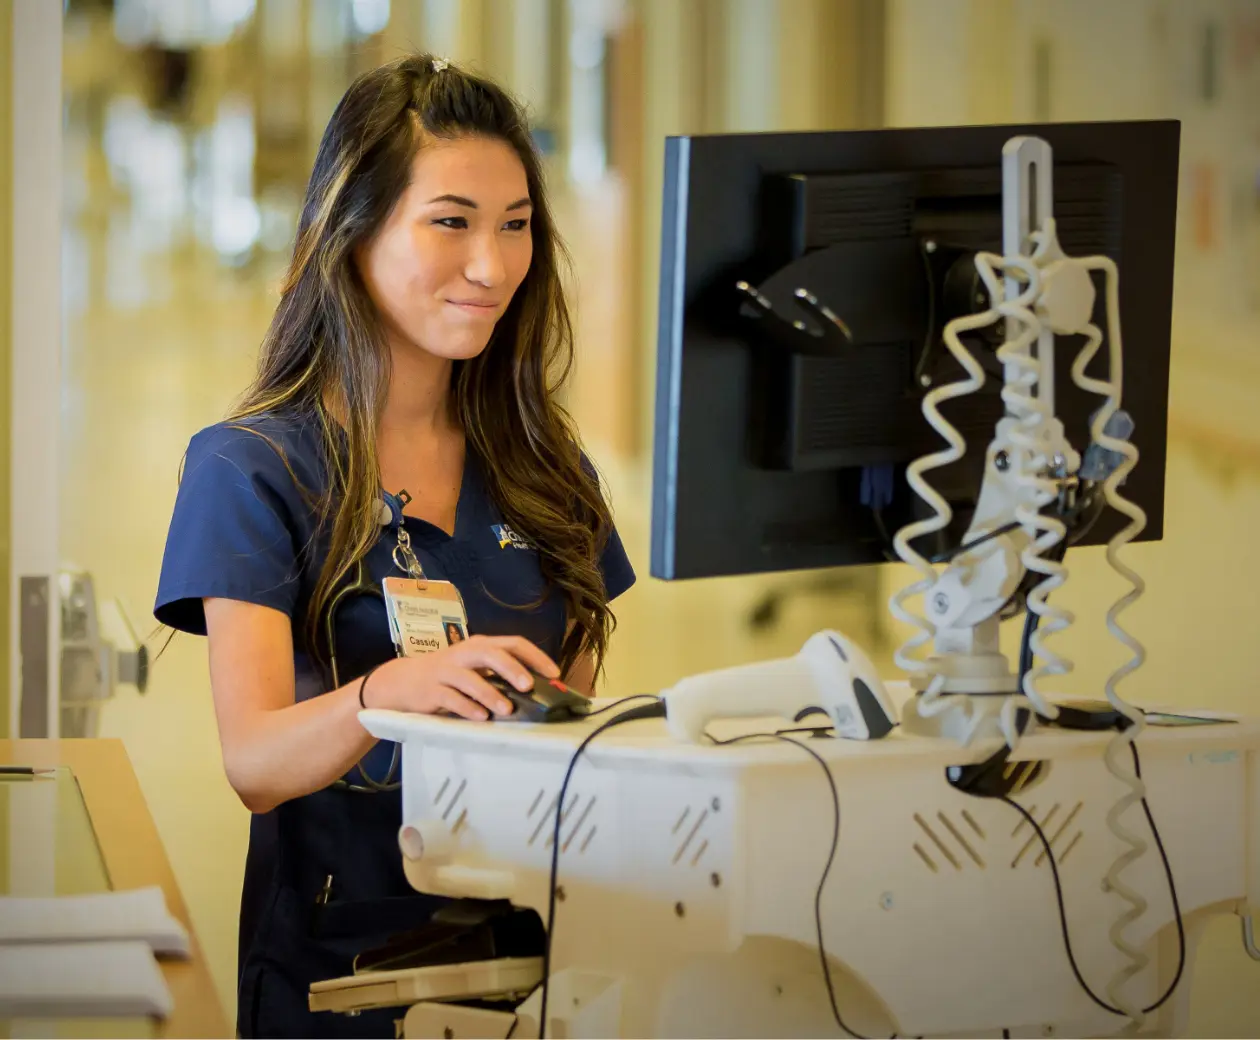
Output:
[
  {"left": 433, "top": 217, "right": 468, "bottom": 229},
  {"left": 503, "top": 218, "right": 530, "bottom": 232}
]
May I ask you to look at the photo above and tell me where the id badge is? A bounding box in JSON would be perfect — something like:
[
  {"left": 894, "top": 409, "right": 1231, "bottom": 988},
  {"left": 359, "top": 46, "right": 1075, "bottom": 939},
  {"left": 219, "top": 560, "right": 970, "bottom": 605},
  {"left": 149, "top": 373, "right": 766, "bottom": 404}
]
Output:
[{"left": 382, "top": 576, "right": 470, "bottom": 657}]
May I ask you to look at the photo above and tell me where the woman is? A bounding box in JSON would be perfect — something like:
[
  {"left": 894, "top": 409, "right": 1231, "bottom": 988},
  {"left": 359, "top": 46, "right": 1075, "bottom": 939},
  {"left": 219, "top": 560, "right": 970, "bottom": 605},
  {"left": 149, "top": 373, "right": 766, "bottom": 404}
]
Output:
[{"left": 154, "top": 55, "right": 635, "bottom": 1038}]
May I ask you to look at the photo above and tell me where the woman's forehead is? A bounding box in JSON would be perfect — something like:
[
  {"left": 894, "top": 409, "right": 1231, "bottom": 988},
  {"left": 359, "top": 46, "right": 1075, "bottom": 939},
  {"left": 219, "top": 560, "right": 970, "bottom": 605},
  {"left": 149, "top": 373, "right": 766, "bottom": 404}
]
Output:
[{"left": 406, "top": 135, "right": 530, "bottom": 208}]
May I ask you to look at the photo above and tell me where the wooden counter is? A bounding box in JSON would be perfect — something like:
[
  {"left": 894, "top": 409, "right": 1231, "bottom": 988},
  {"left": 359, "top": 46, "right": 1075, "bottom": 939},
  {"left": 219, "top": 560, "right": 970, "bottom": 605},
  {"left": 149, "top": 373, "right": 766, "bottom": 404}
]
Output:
[{"left": 0, "top": 738, "right": 230, "bottom": 1039}]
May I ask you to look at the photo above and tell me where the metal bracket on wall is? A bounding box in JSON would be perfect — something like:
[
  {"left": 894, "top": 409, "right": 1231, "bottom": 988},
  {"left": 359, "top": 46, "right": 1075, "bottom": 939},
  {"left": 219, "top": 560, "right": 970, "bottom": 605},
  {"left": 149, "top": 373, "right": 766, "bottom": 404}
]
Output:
[{"left": 18, "top": 576, "right": 50, "bottom": 738}]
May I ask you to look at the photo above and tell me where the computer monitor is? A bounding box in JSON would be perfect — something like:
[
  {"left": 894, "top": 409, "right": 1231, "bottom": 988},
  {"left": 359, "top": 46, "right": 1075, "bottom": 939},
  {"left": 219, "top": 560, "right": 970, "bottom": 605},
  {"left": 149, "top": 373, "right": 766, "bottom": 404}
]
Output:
[{"left": 650, "top": 120, "right": 1179, "bottom": 581}]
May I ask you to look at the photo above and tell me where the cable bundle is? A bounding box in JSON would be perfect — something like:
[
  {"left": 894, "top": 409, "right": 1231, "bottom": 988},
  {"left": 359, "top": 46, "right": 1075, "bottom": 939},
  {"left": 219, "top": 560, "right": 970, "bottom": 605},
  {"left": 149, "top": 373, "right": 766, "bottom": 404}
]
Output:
[
  {"left": 1069, "top": 251, "right": 1150, "bottom": 1032},
  {"left": 983, "top": 239, "right": 1076, "bottom": 743},
  {"left": 891, "top": 246, "right": 1070, "bottom": 748},
  {"left": 888, "top": 256, "right": 997, "bottom": 738}
]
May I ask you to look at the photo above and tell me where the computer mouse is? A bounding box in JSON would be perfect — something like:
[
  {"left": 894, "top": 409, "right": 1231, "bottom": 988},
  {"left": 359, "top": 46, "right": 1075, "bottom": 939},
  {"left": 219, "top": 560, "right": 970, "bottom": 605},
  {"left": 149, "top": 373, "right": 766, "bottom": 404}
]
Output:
[{"left": 485, "top": 671, "right": 591, "bottom": 723}]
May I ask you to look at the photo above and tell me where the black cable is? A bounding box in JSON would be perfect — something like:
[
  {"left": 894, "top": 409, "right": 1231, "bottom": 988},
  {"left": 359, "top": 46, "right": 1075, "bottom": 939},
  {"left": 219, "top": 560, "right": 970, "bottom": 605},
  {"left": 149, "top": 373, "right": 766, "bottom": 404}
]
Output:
[
  {"left": 947, "top": 558, "right": 1058, "bottom": 795},
  {"left": 1018, "top": 607, "right": 1038, "bottom": 691},
  {"left": 930, "top": 520, "right": 1023, "bottom": 564},
  {"left": 871, "top": 508, "right": 899, "bottom": 563},
  {"left": 579, "top": 693, "right": 661, "bottom": 719},
  {"left": 1017, "top": 535, "right": 1069, "bottom": 692},
  {"left": 538, "top": 699, "right": 667, "bottom": 1038},
  {"left": 503, "top": 981, "right": 543, "bottom": 1038},
  {"left": 1065, "top": 485, "right": 1106, "bottom": 547},
  {"left": 707, "top": 729, "right": 896, "bottom": 1040},
  {"left": 967, "top": 491, "right": 1186, "bottom": 1019},
  {"left": 996, "top": 740, "right": 1186, "bottom": 1019},
  {"left": 773, "top": 724, "right": 839, "bottom": 739},
  {"left": 929, "top": 483, "right": 1102, "bottom": 568},
  {"left": 952, "top": 513, "right": 1073, "bottom": 794}
]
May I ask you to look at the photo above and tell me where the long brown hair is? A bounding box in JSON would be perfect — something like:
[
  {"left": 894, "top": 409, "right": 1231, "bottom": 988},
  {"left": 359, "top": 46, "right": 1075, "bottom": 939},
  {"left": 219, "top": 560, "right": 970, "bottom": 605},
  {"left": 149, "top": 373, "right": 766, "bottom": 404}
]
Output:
[{"left": 229, "top": 54, "right": 616, "bottom": 680}]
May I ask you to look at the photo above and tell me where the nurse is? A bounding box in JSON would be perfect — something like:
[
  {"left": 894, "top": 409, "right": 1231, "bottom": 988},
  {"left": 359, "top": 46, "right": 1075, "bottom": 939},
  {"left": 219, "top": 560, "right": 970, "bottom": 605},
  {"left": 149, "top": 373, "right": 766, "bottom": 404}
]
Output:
[{"left": 154, "top": 54, "right": 635, "bottom": 1038}]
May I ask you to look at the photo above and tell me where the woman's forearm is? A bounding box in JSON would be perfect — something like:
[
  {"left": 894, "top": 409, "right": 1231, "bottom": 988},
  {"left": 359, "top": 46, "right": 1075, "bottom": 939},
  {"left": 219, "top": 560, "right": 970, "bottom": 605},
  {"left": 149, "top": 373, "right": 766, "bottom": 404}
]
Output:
[
  {"left": 206, "top": 600, "right": 544, "bottom": 813},
  {"left": 205, "top": 599, "right": 387, "bottom": 814},
  {"left": 224, "top": 680, "right": 377, "bottom": 814}
]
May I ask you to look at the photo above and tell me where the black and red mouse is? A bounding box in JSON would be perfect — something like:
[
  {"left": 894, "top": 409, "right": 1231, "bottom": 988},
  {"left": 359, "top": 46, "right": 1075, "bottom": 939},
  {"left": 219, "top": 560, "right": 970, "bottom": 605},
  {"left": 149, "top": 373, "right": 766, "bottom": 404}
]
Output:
[{"left": 485, "top": 670, "right": 591, "bottom": 723}]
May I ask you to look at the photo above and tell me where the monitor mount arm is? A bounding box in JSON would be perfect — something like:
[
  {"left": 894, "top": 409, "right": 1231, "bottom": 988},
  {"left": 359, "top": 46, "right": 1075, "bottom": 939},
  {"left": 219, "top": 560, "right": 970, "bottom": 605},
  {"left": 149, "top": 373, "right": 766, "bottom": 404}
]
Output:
[
  {"left": 892, "top": 135, "right": 1136, "bottom": 748},
  {"left": 890, "top": 135, "right": 1158, "bottom": 1032}
]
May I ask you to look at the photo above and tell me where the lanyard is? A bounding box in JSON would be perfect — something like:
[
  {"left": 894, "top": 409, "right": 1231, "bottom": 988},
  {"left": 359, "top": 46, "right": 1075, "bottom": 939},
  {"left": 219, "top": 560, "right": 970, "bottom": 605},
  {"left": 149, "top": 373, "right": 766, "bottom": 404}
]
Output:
[
  {"left": 393, "top": 525, "right": 425, "bottom": 580},
  {"left": 380, "top": 489, "right": 425, "bottom": 581}
]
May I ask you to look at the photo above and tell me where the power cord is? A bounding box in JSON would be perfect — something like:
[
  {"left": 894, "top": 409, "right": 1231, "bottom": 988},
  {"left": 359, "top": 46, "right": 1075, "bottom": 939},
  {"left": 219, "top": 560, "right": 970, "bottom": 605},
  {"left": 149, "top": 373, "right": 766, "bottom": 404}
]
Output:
[
  {"left": 870, "top": 473, "right": 1103, "bottom": 569},
  {"left": 538, "top": 696, "right": 666, "bottom": 1038},
  {"left": 708, "top": 727, "right": 896, "bottom": 1040},
  {"left": 945, "top": 528, "right": 1070, "bottom": 795},
  {"left": 579, "top": 693, "right": 662, "bottom": 719},
  {"left": 948, "top": 477, "right": 1101, "bottom": 790},
  {"left": 991, "top": 739, "right": 1186, "bottom": 1019}
]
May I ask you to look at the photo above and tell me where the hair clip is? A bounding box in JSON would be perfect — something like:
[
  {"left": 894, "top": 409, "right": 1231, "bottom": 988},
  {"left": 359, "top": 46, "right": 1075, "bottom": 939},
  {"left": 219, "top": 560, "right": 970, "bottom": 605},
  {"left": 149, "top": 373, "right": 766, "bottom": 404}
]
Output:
[{"left": 431, "top": 57, "right": 450, "bottom": 73}]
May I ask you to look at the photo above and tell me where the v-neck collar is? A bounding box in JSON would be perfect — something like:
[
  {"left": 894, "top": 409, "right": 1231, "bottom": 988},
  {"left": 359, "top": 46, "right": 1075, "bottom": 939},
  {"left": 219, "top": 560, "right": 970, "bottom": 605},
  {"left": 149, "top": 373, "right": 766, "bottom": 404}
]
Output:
[
  {"left": 398, "top": 446, "right": 481, "bottom": 542},
  {"left": 316, "top": 407, "right": 478, "bottom": 542}
]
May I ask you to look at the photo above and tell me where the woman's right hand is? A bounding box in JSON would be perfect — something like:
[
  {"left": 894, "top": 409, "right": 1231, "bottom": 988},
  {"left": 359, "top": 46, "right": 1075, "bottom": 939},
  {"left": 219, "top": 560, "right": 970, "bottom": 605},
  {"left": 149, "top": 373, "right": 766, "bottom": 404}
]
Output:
[{"left": 360, "top": 635, "right": 560, "bottom": 720}]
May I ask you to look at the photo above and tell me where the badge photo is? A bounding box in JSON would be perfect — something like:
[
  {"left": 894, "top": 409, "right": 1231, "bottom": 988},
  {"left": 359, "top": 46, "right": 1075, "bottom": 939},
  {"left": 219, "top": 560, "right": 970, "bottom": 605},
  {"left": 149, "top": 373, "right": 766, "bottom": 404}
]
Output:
[{"left": 382, "top": 577, "right": 470, "bottom": 657}]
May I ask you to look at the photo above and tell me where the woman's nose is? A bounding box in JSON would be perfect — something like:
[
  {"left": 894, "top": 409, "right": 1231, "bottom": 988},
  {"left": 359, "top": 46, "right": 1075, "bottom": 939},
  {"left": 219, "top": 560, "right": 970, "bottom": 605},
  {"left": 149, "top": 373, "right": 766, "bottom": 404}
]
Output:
[{"left": 464, "top": 232, "right": 506, "bottom": 288}]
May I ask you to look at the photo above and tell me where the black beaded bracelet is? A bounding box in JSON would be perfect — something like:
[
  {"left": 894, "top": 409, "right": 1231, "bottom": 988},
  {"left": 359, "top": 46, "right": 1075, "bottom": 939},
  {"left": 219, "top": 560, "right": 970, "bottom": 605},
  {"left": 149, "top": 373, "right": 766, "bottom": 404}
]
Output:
[{"left": 358, "top": 663, "right": 386, "bottom": 711}]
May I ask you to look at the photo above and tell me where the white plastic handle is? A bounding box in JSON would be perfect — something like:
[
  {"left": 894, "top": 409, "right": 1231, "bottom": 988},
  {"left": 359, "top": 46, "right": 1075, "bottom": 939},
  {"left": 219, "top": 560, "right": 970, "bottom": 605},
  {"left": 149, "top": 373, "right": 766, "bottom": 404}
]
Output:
[
  {"left": 398, "top": 818, "right": 453, "bottom": 864},
  {"left": 663, "top": 653, "right": 823, "bottom": 743}
]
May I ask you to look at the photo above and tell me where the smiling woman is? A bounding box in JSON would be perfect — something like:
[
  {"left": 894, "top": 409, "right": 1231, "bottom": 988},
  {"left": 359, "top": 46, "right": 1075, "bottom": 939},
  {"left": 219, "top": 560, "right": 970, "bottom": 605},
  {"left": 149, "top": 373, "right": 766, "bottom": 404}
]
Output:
[
  {"left": 359, "top": 140, "right": 536, "bottom": 359},
  {"left": 151, "top": 54, "right": 635, "bottom": 1038}
]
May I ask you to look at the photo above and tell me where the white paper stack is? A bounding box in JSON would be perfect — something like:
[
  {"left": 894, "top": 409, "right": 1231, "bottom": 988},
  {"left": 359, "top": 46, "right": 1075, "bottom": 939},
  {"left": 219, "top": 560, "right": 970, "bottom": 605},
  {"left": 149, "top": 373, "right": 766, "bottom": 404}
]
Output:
[
  {"left": 0, "top": 886, "right": 186, "bottom": 1020},
  {"left": 0, "top": 940, "right": 174, "bottom": 1019},
  {"left": 0, "top": 886, "right": 189, "bottom": 956}
]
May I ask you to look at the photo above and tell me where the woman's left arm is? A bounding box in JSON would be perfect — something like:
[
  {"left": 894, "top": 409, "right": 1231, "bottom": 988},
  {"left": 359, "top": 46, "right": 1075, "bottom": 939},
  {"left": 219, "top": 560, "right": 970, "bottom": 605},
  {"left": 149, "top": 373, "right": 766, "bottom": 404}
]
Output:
[
  {"left": 561, "top": 612, "right": 599, "bottom": 695},
  {"left": 562, "top": 615, "right": 597, "bottom": 694},
  {"left": 565, "top": 649, "right": 597, "bottom": 696}
]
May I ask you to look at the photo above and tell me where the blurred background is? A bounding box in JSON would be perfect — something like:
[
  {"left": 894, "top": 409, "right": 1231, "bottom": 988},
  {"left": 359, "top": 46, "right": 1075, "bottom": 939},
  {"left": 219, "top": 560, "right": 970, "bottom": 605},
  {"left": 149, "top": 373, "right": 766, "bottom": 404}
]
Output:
[{"left": 23, "top": 0, "right": 1260, "bottom": 1031}]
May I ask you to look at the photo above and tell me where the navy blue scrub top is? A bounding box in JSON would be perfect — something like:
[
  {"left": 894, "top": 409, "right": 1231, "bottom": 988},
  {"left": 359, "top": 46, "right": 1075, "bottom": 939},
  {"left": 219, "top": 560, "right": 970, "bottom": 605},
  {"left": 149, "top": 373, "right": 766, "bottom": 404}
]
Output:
[{"left": 153, "top": 410, "right": 635, "bottom": 1038}]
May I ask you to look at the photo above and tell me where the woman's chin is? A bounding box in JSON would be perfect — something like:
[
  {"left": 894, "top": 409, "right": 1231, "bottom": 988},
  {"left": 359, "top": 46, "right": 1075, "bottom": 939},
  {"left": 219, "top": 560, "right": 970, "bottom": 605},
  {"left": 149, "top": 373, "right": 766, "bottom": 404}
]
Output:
[
  {"left": 408, "top": 335, "right": 492, "bottom": 363},
  {"left": 446, "top": 337, "right": 493, "bottom": 361}
]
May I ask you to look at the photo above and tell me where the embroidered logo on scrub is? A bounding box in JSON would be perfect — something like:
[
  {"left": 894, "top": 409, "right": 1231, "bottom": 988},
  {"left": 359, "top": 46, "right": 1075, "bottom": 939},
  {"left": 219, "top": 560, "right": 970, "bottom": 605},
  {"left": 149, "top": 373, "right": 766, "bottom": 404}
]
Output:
[{"left": 492, "top": 523, "right": 534, "bottom": 550}]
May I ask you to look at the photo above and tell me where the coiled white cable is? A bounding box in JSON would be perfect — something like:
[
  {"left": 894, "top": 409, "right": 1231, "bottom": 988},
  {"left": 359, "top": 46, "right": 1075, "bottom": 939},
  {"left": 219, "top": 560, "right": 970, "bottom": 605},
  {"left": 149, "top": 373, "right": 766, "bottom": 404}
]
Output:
[
  {"left": 1069, "top": 252, "right": 1150, "bottom": 1033},
  {"left": 1017, "top": 230, "right": 1078, "bottom": 728},
  {"left": 991, "top": 231, "right": 1074, "bottom": 730},
  {"left": 889, "top": 254, "right": 997, "bottom": 734},
  {"left": 975, "top": 247, "right": 1067, "bottom": 747},
  {"left": 893, "top": 248, "right": 1064, "bottom": 748}
]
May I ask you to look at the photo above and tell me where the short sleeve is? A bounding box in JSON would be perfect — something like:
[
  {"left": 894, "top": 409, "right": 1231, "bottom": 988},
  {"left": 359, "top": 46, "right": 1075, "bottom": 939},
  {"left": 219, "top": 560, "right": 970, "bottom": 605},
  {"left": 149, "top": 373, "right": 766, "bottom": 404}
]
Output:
[
  {"left": 600, "top": 522, "right": 636, "bottom": 602},
  {"left": 579, "top": 450, "right": 636, "bottom": 602},
  {"left": 154, "top": 425, "right": 304, "bottom": 635}
]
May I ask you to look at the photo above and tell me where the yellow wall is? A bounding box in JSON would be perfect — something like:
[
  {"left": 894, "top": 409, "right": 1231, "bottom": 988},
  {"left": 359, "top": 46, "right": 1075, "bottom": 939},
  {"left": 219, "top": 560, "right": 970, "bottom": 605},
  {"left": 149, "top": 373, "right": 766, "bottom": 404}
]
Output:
[{"left": 0, "top": 0, "right": 12, "bottom": 740}]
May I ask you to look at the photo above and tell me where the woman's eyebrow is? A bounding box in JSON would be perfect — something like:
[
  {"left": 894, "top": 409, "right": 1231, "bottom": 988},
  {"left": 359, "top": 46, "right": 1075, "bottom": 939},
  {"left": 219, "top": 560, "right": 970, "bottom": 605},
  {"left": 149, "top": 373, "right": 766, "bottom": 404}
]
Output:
[{"left": 425, "top": 194, "right": 533, "bottom": 211}]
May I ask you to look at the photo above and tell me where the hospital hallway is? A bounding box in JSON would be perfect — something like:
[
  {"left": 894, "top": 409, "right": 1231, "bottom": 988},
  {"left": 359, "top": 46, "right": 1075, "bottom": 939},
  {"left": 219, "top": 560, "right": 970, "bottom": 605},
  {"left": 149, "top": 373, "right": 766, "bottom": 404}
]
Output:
[{"left": 37, "top": 0, "right": 1260, "bottom": 1033}]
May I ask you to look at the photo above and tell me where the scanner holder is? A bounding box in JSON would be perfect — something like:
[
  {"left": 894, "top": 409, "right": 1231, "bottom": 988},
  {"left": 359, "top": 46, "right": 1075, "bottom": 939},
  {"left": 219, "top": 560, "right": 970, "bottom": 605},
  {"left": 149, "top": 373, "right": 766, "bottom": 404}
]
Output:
[{"left": 734, "top": 280, "right": 852, "bottom": 356}]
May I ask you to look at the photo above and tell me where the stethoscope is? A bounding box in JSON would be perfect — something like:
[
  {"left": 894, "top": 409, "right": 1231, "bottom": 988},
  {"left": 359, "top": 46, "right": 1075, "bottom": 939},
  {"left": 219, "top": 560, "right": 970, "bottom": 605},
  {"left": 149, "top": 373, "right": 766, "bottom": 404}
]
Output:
[{"left": 326, "top": 489, "right": 416, "bottom": 795}]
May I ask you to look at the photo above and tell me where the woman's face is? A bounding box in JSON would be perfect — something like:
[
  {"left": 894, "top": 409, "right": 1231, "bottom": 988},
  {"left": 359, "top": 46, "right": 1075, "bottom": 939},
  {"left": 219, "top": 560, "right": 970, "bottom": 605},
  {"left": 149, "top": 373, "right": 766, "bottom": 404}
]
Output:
[{"left": 358, "top": 134, "right": 534, "bottom": 362}]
